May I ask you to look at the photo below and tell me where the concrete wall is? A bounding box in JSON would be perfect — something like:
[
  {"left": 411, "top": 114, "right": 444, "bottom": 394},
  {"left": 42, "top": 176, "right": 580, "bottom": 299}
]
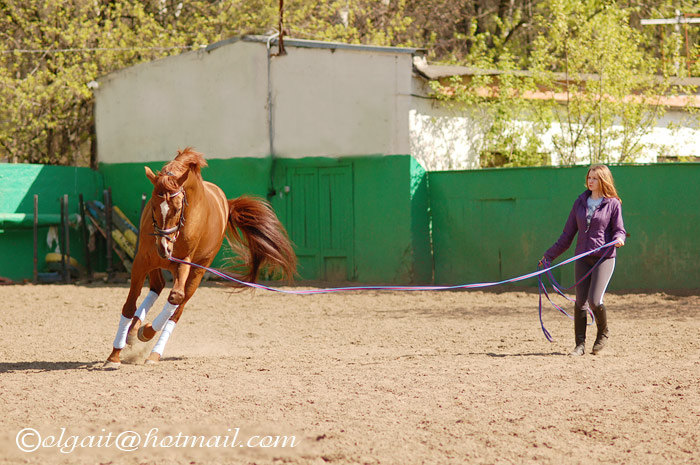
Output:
[
  {"left": 409, "top": 94, "right": 484, "bottom": 171},
  {"left": 429, "top": 163, "right": 700, "bottom": 290},
  {"left": 272, "top": 46, "right": 413, "bottom": 158},
  {"left": 95, "top": 40, "right": 270, "bottom": 162},
  {"left": 95, "top": 38, "right": 414, "bottom": 164},
  {"left": 99, "top": 154, "right": 431, "bottom": 284},
  {"left": 91, "top": 37, "right": 427, "bottom": 283}
]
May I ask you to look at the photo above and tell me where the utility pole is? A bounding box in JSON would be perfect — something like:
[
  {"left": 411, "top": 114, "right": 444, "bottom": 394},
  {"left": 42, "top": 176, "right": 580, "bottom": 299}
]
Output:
[
  {"left": 640, "top": 10, "right": 700, "bottom": 75},
  {"left": 277, "top": 0, "right": 286, "bottom": 56}
]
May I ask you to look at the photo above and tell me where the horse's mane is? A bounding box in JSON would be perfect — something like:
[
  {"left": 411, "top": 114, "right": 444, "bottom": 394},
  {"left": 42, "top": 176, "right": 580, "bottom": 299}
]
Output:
[{"left": 156, "top": 147, "right": 208, "bottom": 193}]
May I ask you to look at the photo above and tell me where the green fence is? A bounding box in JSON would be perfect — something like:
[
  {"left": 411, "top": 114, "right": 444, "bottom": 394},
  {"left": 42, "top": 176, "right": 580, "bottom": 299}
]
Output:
[
  {"left": 269, "top": 155, "right": 431, "bottom": 283},
  {"left": 100, "top": 155, "right": 431, "bottom": 284},
  {"left": 429, "top": 163, "right": 700, "bottom": 290},
  {"left": 2, "top": 159, "right": 698, "bottom": 290},
  {"left": 99, "top": 157, "right": 273, "bottom": 231},
  {"left": 0, "top": 164, "right": 103, "bottom": 281}
]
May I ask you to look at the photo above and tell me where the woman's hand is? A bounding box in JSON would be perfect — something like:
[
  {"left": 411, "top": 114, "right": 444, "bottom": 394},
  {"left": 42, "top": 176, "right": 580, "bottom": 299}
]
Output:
[{"left": 615, "top": 238, "right": 625, "bottom": 247}]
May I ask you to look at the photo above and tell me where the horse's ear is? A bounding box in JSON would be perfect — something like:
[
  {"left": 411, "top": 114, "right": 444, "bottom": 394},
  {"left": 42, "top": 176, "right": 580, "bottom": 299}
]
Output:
[{"left": 145, "top": 166, "right": 157, "bottom": 185}]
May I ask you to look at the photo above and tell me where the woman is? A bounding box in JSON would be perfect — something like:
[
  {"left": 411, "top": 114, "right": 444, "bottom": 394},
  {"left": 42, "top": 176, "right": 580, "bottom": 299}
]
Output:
[{"left": 542, "top": 164, "right": 626, "bottom": 356}]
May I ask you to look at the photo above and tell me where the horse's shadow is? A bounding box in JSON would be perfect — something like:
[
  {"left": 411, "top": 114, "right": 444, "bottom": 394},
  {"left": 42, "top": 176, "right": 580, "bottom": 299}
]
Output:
[{"left": 0, "top": 361, "right": 101, "bottom": 373}]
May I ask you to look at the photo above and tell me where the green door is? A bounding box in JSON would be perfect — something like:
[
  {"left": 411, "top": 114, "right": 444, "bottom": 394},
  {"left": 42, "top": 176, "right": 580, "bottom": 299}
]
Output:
[{"left": 286, "top": 165, "right": 353, "bottom": 281}]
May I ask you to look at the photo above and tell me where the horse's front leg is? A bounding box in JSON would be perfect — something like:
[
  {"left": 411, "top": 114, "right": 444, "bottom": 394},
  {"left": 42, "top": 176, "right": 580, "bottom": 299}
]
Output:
[
  {"left": 104, "top": 258, "right": 150, "bottom": 368},
  {"left": 137, "top": 261, "right": 191, "bottom": 343},
  {"left": 144, "top": 267, "right": 206, "bottom": 364},
  {"left": 125, "top": 269, "right": 166, "bottom": 345},
  {"left": 167, "top": 260, "right": 191, "bottom": 305}
]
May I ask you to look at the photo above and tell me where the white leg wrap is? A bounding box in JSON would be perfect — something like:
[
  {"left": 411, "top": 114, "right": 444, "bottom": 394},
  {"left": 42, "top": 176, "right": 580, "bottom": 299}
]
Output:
[
  {"left": 151, "top": 302, "right": 178, "bottom": 332},
  {"left": 151, "top": 320, "right": 176, "bottom": 356},
  {"left": 113, "top": 315, "right": 133, "bottom": 350},
  {"left": 134, "top": 290, "right": 159, "bottom": 322}
]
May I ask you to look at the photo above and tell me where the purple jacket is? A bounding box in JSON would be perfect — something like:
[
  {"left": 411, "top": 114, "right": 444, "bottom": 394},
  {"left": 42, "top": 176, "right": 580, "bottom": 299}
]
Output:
[{"left": 544, "top": 190, "right": 626, "bottom": 261}]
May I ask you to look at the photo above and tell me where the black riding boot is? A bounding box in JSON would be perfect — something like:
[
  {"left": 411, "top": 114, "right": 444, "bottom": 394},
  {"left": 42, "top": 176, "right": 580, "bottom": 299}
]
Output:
[
  {"left": 569, "top": 304, "right": 587, "bottom": 356},
  {"left": 591, "top": 304, "right": 609, "bottom": 355}
]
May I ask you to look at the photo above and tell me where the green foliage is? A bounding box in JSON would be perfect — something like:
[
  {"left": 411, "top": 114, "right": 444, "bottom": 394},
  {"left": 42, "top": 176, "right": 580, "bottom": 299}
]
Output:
[
  {"left": 0, "top": 0, "right": 276, "bottom": 165},
  {"left": 1, "top": 0, "right": 698, "bottom": 166},
  {"left": 431, "top": 0, "right": 698, "bottom": 166},
  {"left": 528, "top": 0, "right": 663, "bottom": 164}
]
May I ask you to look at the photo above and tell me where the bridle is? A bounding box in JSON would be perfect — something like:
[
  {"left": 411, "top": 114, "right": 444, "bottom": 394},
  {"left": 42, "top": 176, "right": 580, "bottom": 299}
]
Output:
[{"left": 151, "top": 188, "right": 187, "bottom": 243}]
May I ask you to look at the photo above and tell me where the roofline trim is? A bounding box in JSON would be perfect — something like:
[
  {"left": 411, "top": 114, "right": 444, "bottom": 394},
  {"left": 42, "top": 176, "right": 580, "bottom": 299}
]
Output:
[{"left": 205, "top": 34, "right": 425, "bottom": 55}]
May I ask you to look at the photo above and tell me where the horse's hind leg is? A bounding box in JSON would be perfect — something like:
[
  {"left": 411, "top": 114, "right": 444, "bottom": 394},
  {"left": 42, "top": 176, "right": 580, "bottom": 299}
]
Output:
[
  {"left": 144, "top": 268, "right": 206, "bottom": 364},
  {"left": 126, "top": 269, "right": 166, "bottom": 345},
  {"left": 142, "top": 302, "right": 187, "bottom": 365}
]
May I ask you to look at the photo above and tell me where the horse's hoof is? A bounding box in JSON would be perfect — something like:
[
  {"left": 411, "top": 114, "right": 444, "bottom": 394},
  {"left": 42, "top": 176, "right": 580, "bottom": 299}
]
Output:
[
  {"left": 102, "top": 361, "right": 121, "bottom": 370},
  {"left": 144, "top": 353, "right": 161, "bottom": 365},
  {"left": 138, "top": 325, "right": 155, "bottom": 342},
  {"left": 126, "top": 319, "right": 142, "bottom": 345}
]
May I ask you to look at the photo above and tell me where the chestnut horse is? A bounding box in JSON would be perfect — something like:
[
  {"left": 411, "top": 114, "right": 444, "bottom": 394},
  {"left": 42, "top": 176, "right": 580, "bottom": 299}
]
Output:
[{"left": 104, "top": 148, "right": 296, "bottom": 368}]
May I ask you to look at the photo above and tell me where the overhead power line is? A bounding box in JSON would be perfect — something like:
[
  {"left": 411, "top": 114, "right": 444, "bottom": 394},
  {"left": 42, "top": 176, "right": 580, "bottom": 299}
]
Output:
[{"left": 0, "top": 45, "right": 204, "bottom": 54}]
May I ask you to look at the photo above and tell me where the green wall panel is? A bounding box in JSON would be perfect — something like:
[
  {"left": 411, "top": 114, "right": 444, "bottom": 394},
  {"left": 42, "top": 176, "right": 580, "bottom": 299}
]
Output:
[
  {"left": 353, "top": 156, "right": 413, "bottom": 283},
  {"left": 271, "top": 155, "right": 430, "bottom": 283},
  {"left": 5, "top": 157, "right": 695, "bottom": 290},
  {"left": 611, "top": 164, "right": 700, "bottom": 290},
  {"left": 99, "top": 157, "right": 272, "bottom": 269},
  {"left": 0, "top": 163, "right": 103, "bottom": 281},
  {"left": 429, "top": 164, "right": 700, "bottom": 290},
  {"left": 410, "top": 157, "right": 432, "bottom": 283},
  {"left": 99, "top": 158, "right": 271, "bottom": 230}
]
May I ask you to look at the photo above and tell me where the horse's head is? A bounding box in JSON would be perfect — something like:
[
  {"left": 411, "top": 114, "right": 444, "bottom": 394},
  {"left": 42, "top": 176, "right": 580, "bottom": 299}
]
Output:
[
  {"left": 144, "top": 148, "right": 207, "bottom": 259},
  {"left": 145, "top": 167, "right": 187, "bottom": 259}
]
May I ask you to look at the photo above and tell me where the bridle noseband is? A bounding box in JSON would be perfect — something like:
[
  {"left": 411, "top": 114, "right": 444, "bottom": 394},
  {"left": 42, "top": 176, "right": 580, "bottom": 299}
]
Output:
[{"left": 152, "top": 188, "right": 187, "bottom": 243}]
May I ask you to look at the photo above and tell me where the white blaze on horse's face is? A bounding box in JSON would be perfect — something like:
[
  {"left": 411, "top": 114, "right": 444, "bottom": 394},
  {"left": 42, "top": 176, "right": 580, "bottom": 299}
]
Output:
[
  {"left": 158, "top": 200, "right": 171, "bottom": 257},
  {"left": 160, "top": 200, "right": 169, "bottom": 221},
  {"left": 152, "top": 190, "right": 185, "bottom": 259},
  {"left": 159, "top": 236, "right": 172, "bottom": 259}
]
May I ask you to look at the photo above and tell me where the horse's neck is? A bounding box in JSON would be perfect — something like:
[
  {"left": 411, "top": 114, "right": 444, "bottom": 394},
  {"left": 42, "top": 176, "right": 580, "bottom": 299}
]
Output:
[
  {"left": 182, "top": 176, "right": 219, "bottom": 223},
  {"left": 183, "top": 175, "right": 206, "bottom": 203}
]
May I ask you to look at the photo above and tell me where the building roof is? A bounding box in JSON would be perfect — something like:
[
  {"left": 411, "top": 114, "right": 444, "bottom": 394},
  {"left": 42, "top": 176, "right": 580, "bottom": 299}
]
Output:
[
  {"left": 207, "top": 34, "right": 426, "bottom": 55},
  {"left": 413, "top": 56, "right": 700, "bottom": 109}
]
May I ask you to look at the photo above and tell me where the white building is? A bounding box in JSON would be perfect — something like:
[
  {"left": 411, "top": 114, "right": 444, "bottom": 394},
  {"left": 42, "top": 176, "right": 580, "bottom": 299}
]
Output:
[{"left": 411, "top": 57, "right": 700, "bottom": 169}]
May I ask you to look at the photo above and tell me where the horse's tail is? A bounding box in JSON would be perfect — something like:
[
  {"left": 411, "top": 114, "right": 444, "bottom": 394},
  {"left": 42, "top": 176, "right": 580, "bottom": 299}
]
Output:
[{"left": 225, "top": 196, "right": 297, "bottom": 284}]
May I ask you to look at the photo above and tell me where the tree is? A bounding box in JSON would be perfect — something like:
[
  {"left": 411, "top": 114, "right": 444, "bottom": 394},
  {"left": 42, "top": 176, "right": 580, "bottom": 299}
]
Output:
[
  {"left": 528, "top": 1, "right": 661, "bottom": 164},
  {"left": 428, "top": 0, "right": 696, "bottom": 167},
  {"left": 0, "top": 0, "right": 276, "bottom": 165},
  {"left": 1, "top": 0, "right": 697, "bottom": 166}
]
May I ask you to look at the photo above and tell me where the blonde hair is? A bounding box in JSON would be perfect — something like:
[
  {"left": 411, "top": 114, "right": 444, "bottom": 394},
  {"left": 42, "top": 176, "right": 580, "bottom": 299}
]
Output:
[{"left": 586, "top": 164, "right": 621, "bottom": 203}]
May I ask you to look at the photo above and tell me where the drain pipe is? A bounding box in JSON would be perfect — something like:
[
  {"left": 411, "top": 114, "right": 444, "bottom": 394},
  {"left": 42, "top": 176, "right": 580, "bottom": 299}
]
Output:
[{"left": 266, "top": 32, "right": 280, "bottom": 198}]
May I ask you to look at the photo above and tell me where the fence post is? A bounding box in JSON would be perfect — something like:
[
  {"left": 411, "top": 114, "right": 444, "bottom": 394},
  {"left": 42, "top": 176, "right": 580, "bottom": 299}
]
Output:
[
  {"left": 104, "top": 188, "right": 113, "bottom": 281},
  {"left": 33, "top": 194, "right": 38, "bottom": 284},
  {"left": 62, "top": 194, "right": 71, "bottom": 284}
]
